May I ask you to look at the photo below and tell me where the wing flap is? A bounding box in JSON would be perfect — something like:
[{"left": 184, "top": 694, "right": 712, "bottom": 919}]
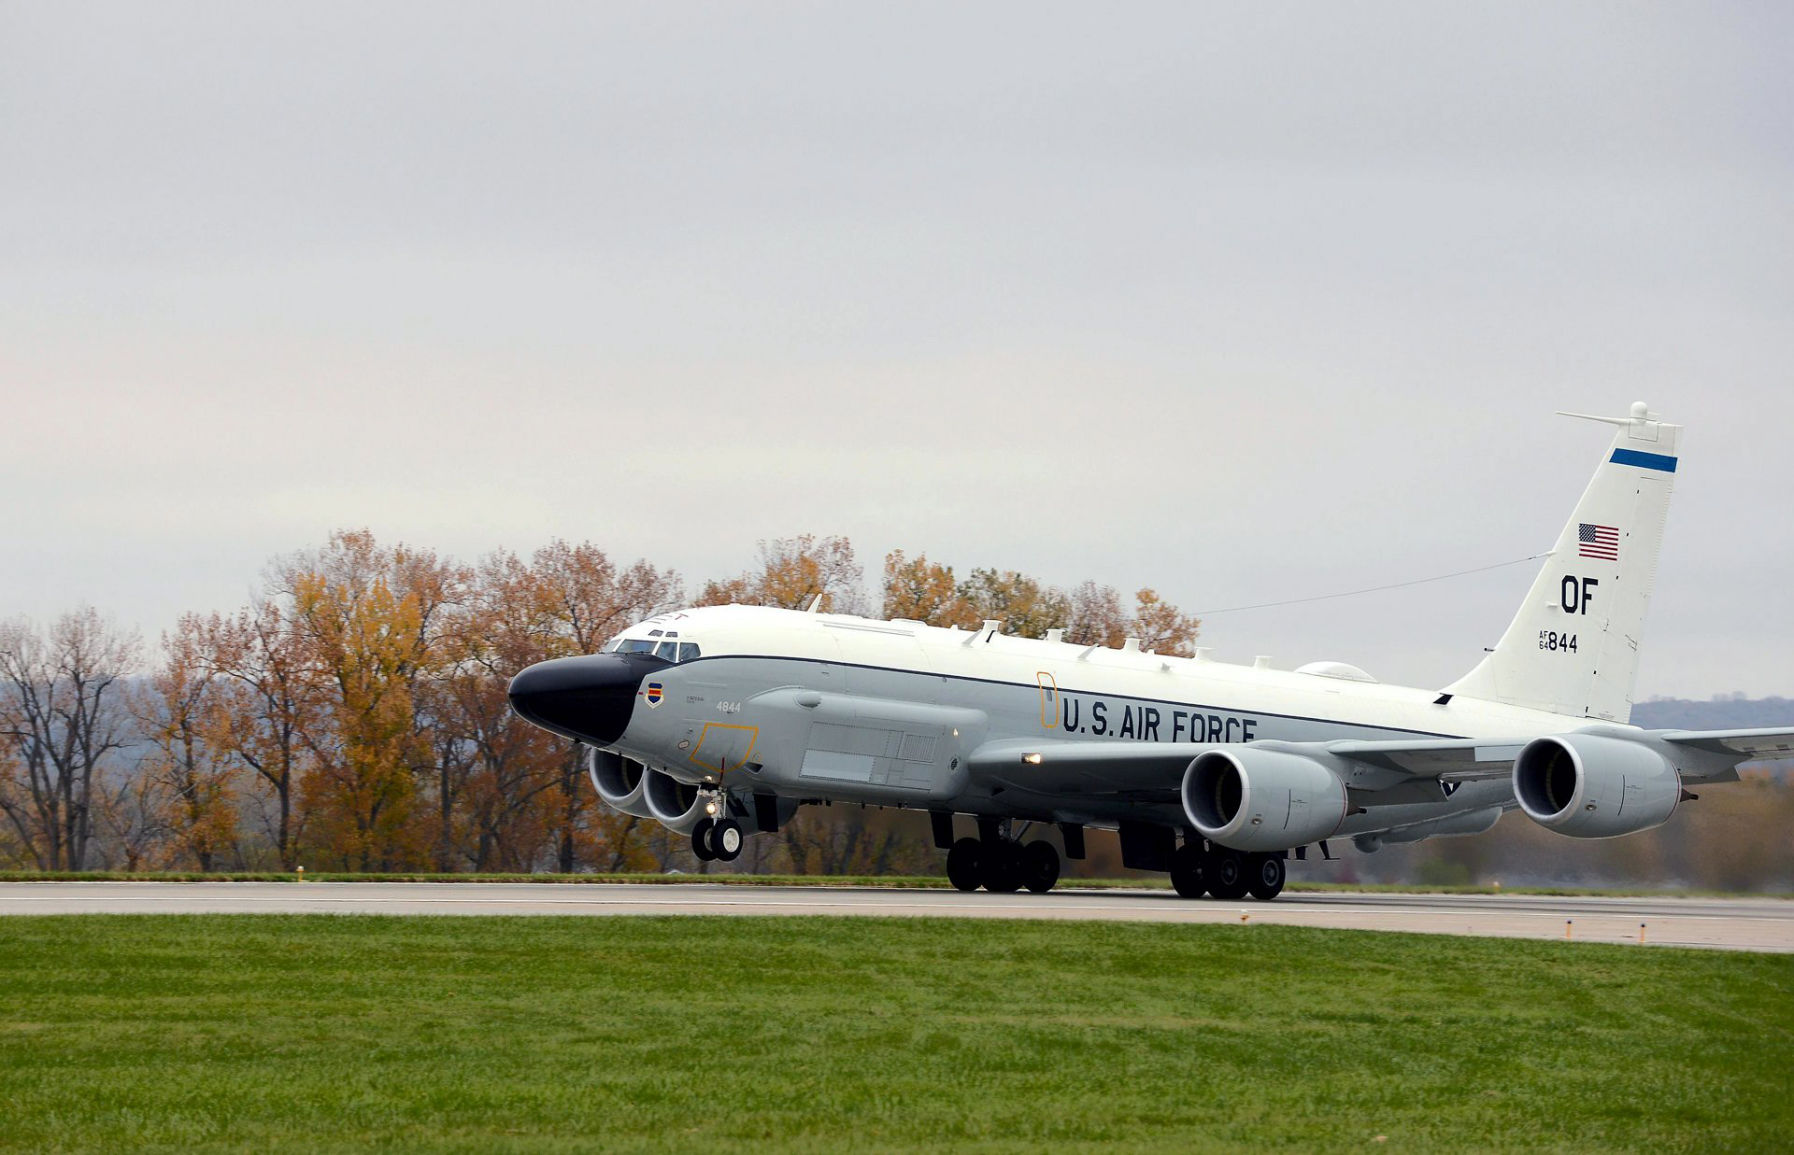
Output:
[
  {"left": 1319, "top": 738, "right": 1525, "bottom": 782},
  {"left": 1659, "top": 727, "right": 1794, "bottom": 760}
]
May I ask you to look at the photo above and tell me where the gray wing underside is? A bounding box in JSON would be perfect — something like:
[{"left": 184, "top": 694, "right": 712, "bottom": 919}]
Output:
[
  {"left": 966, "top": 740, "right": 1212, "bottom": 801},
  {"left": 966, "top": 725, "right": 1794, "bottom": 803},
  {"left": 964, "top": 736, "right": 1527, "bottom": 802}
]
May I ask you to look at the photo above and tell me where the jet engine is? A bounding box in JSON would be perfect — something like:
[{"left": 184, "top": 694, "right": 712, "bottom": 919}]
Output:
[
  {"left": 1182, "top": 749, "right": 1348, "bottom": 852},
  {"left": 643, "top": 768, "right": 709, "bottom": 835},
  {"left": 1513, "top": 733, "right": 1681, "bottom": 838},
  {"left": 588, "top": 749, "right": 656, "bottom": 819}
]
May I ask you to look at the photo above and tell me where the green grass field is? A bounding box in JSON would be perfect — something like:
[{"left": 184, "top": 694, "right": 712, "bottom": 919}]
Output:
[{"left": 2, "top": 917, "right": 1790, "bottom": 1152}]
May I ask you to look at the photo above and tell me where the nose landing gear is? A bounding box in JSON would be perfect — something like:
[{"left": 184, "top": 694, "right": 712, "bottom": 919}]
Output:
[{"left": 689, "top": 801, "right": 745, "bottom": 864}]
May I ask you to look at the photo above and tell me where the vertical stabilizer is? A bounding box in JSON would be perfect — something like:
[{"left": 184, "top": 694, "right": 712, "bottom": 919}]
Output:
[{"left": 1445, "top": 403, "right": 1680, "bottom": 722}]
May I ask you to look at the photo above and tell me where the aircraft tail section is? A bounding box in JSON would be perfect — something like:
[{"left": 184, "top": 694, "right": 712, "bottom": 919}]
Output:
[{"left": 1444, "top": 403, "right": 1680, "bottom": 723}]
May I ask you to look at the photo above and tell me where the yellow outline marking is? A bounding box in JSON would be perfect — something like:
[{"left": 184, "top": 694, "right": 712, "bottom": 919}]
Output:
[
  {"left": 690, "top": 722, "right": 759, "bottom": 775},
  {"left": 1036, "top": 671, "right": 1059, "bottom": 730}
]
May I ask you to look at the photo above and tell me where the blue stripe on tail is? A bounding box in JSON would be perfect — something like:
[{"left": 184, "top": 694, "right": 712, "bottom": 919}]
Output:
[{"left": 1610, "top": 449, "right": 1677, "bottom": 473}]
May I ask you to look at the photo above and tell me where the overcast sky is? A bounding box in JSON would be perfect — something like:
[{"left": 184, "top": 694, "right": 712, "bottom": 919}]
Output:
[{"left": 3, "top": 2, "right": 1790, "bottom": 700}]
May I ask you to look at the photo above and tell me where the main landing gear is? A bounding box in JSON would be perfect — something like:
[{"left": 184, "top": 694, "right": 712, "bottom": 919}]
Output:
[
  {"left": 689, "top": 816, "right": 743, "bottom": 863},
  {"left": 946, "top": 825, "right": 1061, "bottom": 895},
  {"left": 1170, "top": 842, "right": 1286, "bottom": 901}
]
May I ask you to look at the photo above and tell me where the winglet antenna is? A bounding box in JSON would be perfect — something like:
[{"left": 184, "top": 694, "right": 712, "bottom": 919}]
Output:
[{"left": 1556, "top": 401, "right": 1656, "bottom": 427}]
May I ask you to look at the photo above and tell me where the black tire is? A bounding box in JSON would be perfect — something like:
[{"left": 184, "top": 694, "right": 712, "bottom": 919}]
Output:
[
  {"left": 1170, "top": 842, "right": 1207, "bottom": 899},
  {"left": 1247, "top": 853, "right": 1286, "bottom": 901},
  {"left": 1206, "top": 849, "right": 1250, "bottom": 900},
  {"left": 1021, "top": 840, "right": 1060, "bottom": 894},
  {"left": 690, "top": 817, "right": 717, "bottom": 863},
  {"left": 711, "top": 818, "right": 744, "bottom": 862},
  {"left": 946, "top": 838, "right": 983, "bottom": 892},
  {"left": 981, "top": 841, "right": 1023, "bottom": 893}
]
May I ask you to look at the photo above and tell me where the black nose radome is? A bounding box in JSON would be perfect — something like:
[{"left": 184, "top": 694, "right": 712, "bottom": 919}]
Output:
[{"left": 507, "top": 653, "right": 668, "bottom": 746}]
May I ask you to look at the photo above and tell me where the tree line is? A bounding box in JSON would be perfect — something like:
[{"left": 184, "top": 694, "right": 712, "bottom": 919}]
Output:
[
  {"left": 8, "top": 530, "right": 1786, "bottom": 889},
  {"left": 0, "top": 532, "right": 1199, "bottom": 875}
]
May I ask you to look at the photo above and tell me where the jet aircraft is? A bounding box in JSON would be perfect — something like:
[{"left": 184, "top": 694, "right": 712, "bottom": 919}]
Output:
[{"left": 509, "top": 404, "right": 1794, "bottom": 899}]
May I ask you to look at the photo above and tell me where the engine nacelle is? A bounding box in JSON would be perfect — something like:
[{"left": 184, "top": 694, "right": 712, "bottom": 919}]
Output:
[
  {"left": 1513, "top": 733, "right": 1681, "bottom": 838},
  {"left": 1182, "top": 749, "right": 1348, "bottom": 852},
  {"left": 588, "top": 749, "right": 656, "bottom": 819},
  {"left": 644, "top": 768, "right": 709, "bottom": 835}
]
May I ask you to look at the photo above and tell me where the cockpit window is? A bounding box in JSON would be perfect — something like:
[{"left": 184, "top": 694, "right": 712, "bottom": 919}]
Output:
[{"left": 609, "top": 636, "right": 702, "bottom": 662}]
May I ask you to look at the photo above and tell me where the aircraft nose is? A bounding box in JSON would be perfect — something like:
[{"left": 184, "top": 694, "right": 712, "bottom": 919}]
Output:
[{"left": 507, "top": 653, "right": 667, "bottom": 746}]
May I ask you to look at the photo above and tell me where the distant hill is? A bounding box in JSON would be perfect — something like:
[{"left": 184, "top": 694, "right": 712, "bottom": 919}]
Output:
[{"left": 1632, "top": 696, "right": 1794, "bottom": 730}]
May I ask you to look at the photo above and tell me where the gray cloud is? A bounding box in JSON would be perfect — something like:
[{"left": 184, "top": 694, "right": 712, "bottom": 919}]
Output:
[{"left": 3, "top": 1, "right": 1790, "bottom": 697}]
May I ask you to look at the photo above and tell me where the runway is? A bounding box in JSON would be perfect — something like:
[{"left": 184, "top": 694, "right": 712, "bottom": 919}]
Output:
[{"left": 1, "top": 881, "right": 1789, "bottom": 951}]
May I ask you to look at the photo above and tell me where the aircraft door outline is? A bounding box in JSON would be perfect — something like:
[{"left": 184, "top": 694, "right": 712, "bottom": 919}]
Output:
[{"left": 1036, "top": 672, "right": 1059, "bottom": 730}]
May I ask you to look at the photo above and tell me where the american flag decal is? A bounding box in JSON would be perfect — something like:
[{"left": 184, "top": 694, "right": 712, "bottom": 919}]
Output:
[{"left": 1578, "top": 523, "right": 1619, "bottom": 561}]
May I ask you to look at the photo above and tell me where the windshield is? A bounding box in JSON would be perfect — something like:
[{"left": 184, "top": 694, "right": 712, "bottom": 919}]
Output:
[{"left": 607, "top": 636, "right": 701, "bottom": 663}]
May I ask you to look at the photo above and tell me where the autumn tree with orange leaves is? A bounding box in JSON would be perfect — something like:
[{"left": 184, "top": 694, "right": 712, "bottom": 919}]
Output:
[
  {"left": 881, "top": 552, "right": 1201, "bottom": 655},
  {"left": 7, "top": 531, "right": 1198, "bottom": 877},
  {"left": 700, "top": 535, "right": 864, "bottom": 613},
  {"left": 132, "top": 614, "right": 239, "bottom": 870},
  {"left": 430, "top": 541, "right": 678, "bottom": 873}
]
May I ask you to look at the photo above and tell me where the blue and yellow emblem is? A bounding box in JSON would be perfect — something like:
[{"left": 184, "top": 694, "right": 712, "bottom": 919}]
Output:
[{"left": 644, "top": 682, "right": 664, "bottom": 708}]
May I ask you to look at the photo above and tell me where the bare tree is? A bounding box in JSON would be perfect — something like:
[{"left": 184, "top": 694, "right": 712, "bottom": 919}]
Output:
[
  {"left": 93, "top": 762, "right": 174, "bottom": 872},
  {"left": 0, "top": 608, "right": 141, "bottom": 870},
  {"left": 202, "top": 600, "right": 318, "bottom": 870}
]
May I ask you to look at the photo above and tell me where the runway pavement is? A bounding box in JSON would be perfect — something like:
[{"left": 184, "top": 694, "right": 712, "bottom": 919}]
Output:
[{"left": 1, "top": 881, "right": 1789, "bottom": 951}]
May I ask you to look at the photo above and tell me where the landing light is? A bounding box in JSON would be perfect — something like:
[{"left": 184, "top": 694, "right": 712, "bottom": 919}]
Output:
[
  {"left": 705, "top": 801, "right": 718, "bottom": 816},
  {"left": 1022, "top": 753, "right": 1043, "bottom": 765}
]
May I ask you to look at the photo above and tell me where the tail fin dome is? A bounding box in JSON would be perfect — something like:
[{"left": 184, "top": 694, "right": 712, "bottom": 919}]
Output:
[{"left": 1444, "top": 403, "right": 1680, "bottom": 723}]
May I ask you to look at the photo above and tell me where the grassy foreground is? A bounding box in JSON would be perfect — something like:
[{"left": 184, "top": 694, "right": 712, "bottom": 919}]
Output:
[{"left": 1, "top": 918, "right": 1790, "bottom": 1152}]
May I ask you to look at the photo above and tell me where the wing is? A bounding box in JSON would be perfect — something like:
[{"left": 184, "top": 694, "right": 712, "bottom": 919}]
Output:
[
  {"left": 966, "top": 725, "right": 1794, "bottom": 806},
  {"left": 965, "top": 735, "right": 1528, "bottom": 804},
  {"left": 1659, "top": 727, "right": 1794, "bottom": 760},
  {"left": 966, "top": 739, "right": 1208, "bottom": 802}
]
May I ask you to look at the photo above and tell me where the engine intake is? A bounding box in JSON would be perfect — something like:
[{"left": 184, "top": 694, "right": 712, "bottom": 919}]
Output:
[
  {"left": 588, "top": 749, "right": 656, "bottom": 819},
  {"left": 644, "top": 768, "right": 709, "bottom": 834},
  {"left": 1182, "top": 749, "right": 1348, "bottom": 852},
  {"left": 1513, "top": 733, "right": 1680, "bottom": 838}
]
